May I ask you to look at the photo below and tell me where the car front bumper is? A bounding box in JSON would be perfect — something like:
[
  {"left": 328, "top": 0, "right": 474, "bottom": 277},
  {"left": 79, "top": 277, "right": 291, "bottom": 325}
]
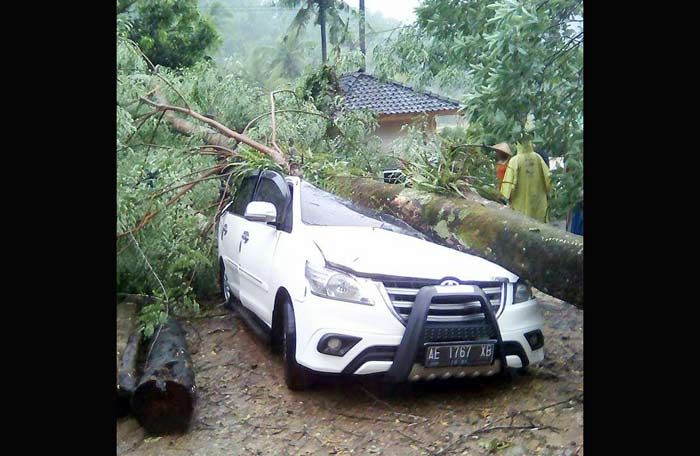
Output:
[{"left": 293, "top": 285, "right": 544, "bottom": 381}]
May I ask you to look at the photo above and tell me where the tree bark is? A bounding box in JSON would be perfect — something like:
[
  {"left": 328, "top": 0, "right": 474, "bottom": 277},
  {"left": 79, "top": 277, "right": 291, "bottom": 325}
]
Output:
[
  {"left": 117, "top": 329, "right": 143, "bottom": 417},
  {"left": 131, "top": 319, "right": 196, "bottom": 434},
  {"left": 331, "top": 177, "right": 583, "bottom": 308}
]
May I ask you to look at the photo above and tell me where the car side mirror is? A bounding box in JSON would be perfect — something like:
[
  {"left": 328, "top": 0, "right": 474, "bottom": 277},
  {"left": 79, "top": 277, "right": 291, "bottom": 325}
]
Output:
[{"left": 244, "top": 201, "right": 277, "bottom": 223}]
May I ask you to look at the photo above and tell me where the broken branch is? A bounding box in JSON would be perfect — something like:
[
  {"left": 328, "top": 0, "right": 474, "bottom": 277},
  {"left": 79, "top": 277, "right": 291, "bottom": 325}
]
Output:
[{"left": 140, "top": 96, "right": 289, "bottom": 170}]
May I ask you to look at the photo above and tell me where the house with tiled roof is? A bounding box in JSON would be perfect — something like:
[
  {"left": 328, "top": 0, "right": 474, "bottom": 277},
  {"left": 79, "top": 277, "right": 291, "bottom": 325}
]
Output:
[{"left": 339, "top": 71, "right": 462, "bottom": 149}]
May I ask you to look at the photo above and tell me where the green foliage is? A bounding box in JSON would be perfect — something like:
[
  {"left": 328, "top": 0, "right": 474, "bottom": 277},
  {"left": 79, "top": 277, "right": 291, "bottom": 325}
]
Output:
[
  {"left": 394, "top": 121, "right": 502, "bottom": 202},
  {"left": 119, "top": 0, "right": 221, "bottom": 69},
  {"left": 373, "top": 26, "right": 470, "bottom": 98},
  {"left": 374, "top": 0, "right": 583, "bottom": 219},
  {"left": 175, "top": 60, "right": 269, "bottom": 132},
  {"left": 117, "top": 37, "right": 259, "bottom": 331},
  {"left": 301, "top": 64, "right": 342, "bottom": 115}
]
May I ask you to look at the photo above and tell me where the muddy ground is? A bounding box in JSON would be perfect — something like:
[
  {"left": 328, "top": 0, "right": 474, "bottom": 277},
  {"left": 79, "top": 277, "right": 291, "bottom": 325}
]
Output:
[{"left": 117, "top": 290, "right": 582, "bottom": 456}]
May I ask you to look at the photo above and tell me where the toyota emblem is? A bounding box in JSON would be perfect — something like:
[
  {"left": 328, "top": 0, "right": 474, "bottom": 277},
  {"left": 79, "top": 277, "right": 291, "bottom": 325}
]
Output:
[{"left": 440, "top": 279, "right": 459, "bottom": 286}]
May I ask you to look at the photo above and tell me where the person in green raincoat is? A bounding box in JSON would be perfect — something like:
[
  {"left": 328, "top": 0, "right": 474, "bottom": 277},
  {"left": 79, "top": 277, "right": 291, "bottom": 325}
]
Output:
[{"left": 500, "top": 140, "right": 552, "bottom": 222}]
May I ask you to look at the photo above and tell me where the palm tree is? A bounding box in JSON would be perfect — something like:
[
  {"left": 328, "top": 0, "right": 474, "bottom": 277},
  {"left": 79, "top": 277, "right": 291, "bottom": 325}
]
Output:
[{"left": 279, "top": 0, "right": 349, "bottom": 64}]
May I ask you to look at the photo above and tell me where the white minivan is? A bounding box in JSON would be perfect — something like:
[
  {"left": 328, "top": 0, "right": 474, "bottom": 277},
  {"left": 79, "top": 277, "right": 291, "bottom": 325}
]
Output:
[{"left": 218, "top": 169, "right": 545, "bottom": 390}]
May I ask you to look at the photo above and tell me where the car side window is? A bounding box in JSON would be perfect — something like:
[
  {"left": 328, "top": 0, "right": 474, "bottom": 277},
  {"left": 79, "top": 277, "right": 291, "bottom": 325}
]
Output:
[
  {"left": 253, "top": 177, "right": 287, "bottom": 219},
  {"left": 230, "top": 176, "right": 258, "bottom": 216}
]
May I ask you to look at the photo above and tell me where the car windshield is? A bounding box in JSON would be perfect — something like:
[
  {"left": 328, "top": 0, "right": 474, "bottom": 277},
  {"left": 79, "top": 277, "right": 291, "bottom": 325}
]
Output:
[{"left": 300, "top": 180, "right": 428, "bottom": 240}]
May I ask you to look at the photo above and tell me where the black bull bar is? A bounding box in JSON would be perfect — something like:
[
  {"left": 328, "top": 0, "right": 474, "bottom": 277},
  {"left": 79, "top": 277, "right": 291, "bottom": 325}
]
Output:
[{"left": 384, "top": 284, "right": 507, "bottom": 383}]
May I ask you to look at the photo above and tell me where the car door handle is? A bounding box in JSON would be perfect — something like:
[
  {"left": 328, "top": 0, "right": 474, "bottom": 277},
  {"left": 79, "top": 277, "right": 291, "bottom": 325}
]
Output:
[{"left": 241, "top": 231, "right": 250, "bottom": 243}]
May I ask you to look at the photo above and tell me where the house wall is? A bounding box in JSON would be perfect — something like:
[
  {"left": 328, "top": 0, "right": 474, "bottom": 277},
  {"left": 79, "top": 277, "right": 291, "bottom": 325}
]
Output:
[
  {"left": 375, "top": 110, "right": 461, "bottom": 150},
  {"left": 376, "top": 114, "right": 439, "bottom": 150}
]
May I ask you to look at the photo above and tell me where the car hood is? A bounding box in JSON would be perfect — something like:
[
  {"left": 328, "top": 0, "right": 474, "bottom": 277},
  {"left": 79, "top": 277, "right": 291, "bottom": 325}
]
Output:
[{"left": 307, "top": 226, "right": 518, "bottom": 283}]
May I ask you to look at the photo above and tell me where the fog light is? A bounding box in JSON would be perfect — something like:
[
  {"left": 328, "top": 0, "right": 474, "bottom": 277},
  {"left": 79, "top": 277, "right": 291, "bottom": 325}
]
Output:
[
  {"left": 524, "top": 330, "right": 544, "bottom": 350},
  {"left": 317, "top": 333, "right": 361, "bottom": 357},
  {"left": 327, "top": 337, "right": 342, "bottom": 351}
]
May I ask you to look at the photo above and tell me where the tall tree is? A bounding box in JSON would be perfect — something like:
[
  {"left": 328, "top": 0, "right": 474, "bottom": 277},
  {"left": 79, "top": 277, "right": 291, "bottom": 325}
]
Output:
[
  {"left": 119, "top": 0, "right": 221, "bottom": 69},
  {"left": 279, "top": 0, "right": 350, "bottom": 63}
]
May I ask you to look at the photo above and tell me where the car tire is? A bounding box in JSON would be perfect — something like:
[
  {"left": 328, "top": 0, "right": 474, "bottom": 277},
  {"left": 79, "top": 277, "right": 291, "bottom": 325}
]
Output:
[
  {"left": 219, "top": 259, "right": 234, "bottom": 310},
  {"left": 282, "top": 299, "right": 314, "bottom": 390}
]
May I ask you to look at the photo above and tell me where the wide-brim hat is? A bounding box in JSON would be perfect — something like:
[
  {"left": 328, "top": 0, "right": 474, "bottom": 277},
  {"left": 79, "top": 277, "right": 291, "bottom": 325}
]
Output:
[{"left": 490, "top": 142, "right": 513, "bottom": 156}]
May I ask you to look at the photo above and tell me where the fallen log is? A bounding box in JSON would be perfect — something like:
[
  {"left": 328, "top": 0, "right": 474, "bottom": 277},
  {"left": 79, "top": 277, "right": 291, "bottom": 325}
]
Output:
[
  {"left": 117, "top": 329, "right": 142, "bottom": 417},
  {"left": 331, "top": 177, "right": 583, "bottom": 308},
  {"left": 131, "top": 318, "right": 196, "bottom": 434}
]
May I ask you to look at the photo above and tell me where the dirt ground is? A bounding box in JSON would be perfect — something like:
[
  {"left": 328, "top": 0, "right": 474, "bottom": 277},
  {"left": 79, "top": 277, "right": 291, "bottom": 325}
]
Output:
[{"left": 117, "top": 290, "right": 582, "bottom": 456}]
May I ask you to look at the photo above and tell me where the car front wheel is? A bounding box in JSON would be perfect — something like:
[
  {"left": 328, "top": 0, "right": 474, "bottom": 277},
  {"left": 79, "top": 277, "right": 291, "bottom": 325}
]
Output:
[{"left": 282, "top": 299, "right": 314, "bottom": 390}]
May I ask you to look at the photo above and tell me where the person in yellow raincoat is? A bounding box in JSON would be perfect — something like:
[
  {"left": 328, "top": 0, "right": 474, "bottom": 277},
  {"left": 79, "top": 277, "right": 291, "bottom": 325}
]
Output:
[{"left": 500, "top": 140, "right": 552, "bottom": 222}]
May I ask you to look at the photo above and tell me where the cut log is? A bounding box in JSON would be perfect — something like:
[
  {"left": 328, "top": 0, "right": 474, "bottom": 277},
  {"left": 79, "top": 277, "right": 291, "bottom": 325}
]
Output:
[
  {"left": 117, "top": 329, "right": 142, "bottom": 417},
  {"left": 131, "top": 318, "right": 196, "bottom": 434},
  {"left": 331, "top": 177, "right": 583, "bottom": 308}
]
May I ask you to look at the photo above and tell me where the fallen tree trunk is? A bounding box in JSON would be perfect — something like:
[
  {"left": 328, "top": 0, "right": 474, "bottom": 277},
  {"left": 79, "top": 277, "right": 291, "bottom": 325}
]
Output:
[
  {"left": 117, "top": 329, "right": 142, "bottom": 417},
  {"left": 131, "top": 318, "right": 196, "bottom": 434},
  {"left": 331, "top": 177, "right": 583, "bottom": 308}
]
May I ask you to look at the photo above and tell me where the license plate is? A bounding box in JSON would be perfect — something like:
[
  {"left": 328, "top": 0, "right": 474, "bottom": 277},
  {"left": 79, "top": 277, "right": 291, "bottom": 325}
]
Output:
[{"left": 424, "top": 341, "right": 495, "bottom": 368}]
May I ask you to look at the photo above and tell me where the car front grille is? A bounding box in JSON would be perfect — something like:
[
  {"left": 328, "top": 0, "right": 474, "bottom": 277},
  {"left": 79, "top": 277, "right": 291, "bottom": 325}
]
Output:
[{"left": 381, "top": 279, "right": 505, "bottom": 324}]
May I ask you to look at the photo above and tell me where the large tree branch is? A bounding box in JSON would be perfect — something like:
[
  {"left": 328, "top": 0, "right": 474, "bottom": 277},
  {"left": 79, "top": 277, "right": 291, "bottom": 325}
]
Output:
[{"left": 140, "top": 96, "right": 289, "bottom": 170}]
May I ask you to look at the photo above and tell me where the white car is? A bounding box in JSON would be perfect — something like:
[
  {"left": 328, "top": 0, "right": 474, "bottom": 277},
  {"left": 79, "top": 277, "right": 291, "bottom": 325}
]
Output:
[{"left": 218, "top": 169, "right": 545, "bottom": 390}]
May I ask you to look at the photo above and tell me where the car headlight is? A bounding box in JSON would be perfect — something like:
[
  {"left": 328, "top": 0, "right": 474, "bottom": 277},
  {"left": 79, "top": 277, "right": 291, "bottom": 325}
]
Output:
[
  {"left": 305, "top": 261, "right": 374, "bottom": 305},
  {"left": 513, "top": 281, "right": 533, "bottom": 304}
]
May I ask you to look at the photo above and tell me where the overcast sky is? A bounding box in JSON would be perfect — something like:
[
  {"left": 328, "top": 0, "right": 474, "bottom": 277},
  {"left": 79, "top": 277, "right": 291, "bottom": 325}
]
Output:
[{"left": 343, "top": 0, "right": 421, "bottom": 24}]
